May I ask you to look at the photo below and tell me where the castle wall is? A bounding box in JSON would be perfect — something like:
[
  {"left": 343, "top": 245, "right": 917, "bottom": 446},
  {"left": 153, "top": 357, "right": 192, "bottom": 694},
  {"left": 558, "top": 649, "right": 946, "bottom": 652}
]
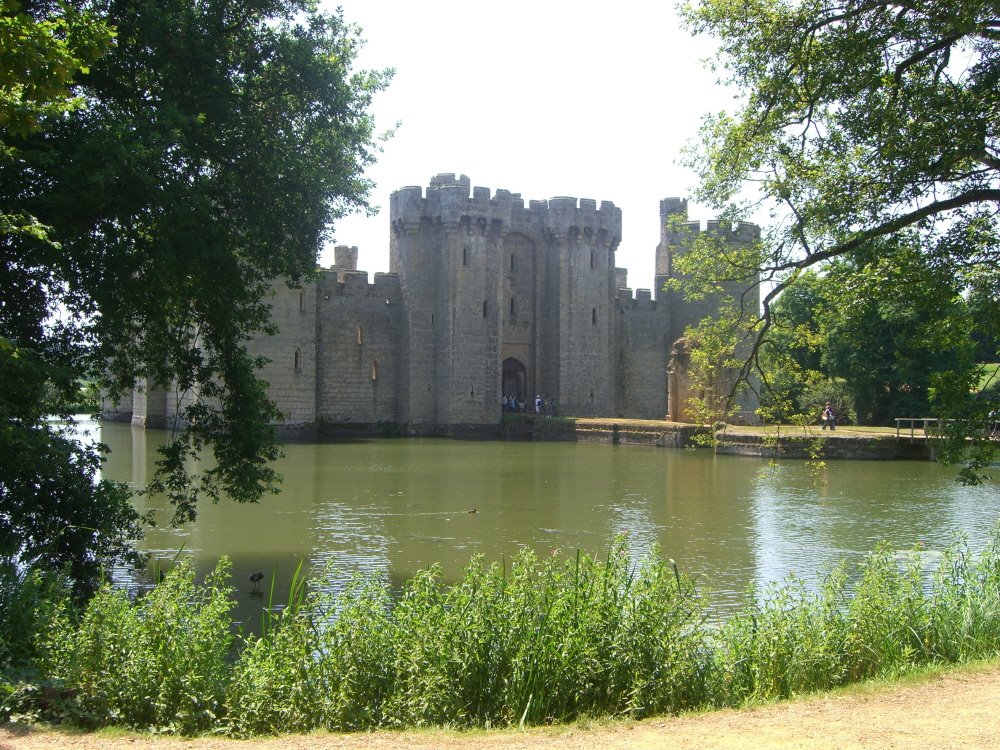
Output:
[
  {"left": 503, "top": 231, "right": 537, "bottom": 398},
  {"left": 658, "top": 199, "right": 761, "bottom": 346},
  {"left": 105, "top": 179, "right": 759, "bottom": 433},
  {"left": 549, "top": 199, "right": 621, "bottom": 417},
  {"left": 436, "top": 213, "right": 503, "bottom": 425},
  {"left": 615, "top": 288, "right": 670, "bottom": 419},
  {"left": 101, "top": 387, "right": 133, "bottom": 423},
  {"left": 388, "top": 178, "right": 625, "bottom": 420},
  {"left": 533, "top": 215, "right": 562, "bottom": 403},
  {"left": 245, "top": 281, "right": 318, "bottom": 427},
  {"left": 389, "top": 215, "right": 438, "bottom": 425},
  {"left": 316, "top": 271, "right": 401, "bottom": 424},
  {"left": 392, "top": 176, "right": 520, "bottom": 425},
  {"left": 658, "top": 198, "right": 762, "bottom": 419}
]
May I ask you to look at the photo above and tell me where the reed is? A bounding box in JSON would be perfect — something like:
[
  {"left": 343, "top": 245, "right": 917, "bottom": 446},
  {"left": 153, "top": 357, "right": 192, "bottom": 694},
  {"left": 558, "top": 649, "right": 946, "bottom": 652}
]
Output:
[{"left": 14, "top": 528, "right": 1000, "bottom": 736}]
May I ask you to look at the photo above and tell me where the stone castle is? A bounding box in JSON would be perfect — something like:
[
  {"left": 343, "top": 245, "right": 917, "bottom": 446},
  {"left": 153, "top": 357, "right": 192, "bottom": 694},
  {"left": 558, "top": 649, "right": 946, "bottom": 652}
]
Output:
[{"left": 106, "top": 174, "right": 759, "bottom": 434}]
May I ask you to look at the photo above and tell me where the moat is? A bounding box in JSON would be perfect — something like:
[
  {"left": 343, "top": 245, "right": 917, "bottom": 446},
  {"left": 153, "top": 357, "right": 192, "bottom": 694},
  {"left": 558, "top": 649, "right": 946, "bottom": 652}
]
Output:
[{"left": 90, "top": 420, "right": 1000, "bottom": 626}]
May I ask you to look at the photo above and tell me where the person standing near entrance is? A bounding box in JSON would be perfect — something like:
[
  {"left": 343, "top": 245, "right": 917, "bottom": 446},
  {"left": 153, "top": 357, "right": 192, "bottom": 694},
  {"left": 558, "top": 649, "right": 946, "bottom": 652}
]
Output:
[{"left": 822, "top": 402, "right": 836, "bottom": 430}]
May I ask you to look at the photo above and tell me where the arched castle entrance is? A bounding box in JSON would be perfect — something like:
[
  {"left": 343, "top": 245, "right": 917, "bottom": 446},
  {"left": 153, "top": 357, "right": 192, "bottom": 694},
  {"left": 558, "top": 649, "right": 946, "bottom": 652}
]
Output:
[{"left": 502, "top": 357, "right": 527, "bottom": 400}]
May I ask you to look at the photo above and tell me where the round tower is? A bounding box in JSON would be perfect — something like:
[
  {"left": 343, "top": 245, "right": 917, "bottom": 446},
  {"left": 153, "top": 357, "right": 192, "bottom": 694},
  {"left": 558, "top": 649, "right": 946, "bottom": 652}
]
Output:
[{"left": 389, "top": 174, "right": 511, "bottom": 427}]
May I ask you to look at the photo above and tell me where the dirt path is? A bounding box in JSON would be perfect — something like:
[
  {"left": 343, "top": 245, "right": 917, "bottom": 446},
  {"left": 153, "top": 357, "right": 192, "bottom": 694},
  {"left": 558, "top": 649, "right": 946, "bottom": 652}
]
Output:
[{"left": 4, "top": 663, "right": 999, "bottom": 749}]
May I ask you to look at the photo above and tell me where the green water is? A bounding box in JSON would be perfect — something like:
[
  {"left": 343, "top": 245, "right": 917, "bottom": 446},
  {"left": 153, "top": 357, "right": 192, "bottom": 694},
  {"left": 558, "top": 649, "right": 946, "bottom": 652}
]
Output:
[{"left": 90, "top": 421, "right": 1000, "bottom": 626}]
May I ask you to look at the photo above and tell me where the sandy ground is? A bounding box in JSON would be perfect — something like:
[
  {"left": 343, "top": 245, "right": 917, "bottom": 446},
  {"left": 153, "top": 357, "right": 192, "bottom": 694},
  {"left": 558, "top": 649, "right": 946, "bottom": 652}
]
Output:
[{"left": 3, "top": 663, "right": 999, "bottom": 750}]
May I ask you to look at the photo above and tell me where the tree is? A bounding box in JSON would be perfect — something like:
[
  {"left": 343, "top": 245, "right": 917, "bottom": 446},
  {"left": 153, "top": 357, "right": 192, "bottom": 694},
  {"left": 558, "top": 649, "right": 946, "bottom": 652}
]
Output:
[
  {"left": 2, "top": 0, "right": 132, "bottom": 594},
  {"left": 0, "top": 339, "right": 143, "bottom": 597},
  {"left": 821, "top": 238, "right": 977, "bottom": 424},
  {"left": 1, "top": 0, "right": 391, "bottom": 588},
  {"left": 1, "top": 0, "right": 114, "bottom": 237},
  {"left": 756, "top": 270, "right": 828, "bottom": 421},
  {"left": 678, "top": 0, "right": 1000, "bottom": 479}
]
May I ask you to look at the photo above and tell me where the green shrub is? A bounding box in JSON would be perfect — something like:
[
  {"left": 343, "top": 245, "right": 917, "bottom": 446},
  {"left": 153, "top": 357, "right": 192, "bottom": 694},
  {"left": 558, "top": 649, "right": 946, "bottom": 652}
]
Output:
[
  {"left": 17, "top": 527, "right": 1000, "bottom": 736},
  {"left": 36, "top": 559, "right": 234, "bottom": 733}
]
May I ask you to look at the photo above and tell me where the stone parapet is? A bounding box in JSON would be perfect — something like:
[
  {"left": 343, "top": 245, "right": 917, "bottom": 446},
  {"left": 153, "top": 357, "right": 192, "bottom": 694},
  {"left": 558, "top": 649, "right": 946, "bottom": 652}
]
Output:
[{"left": 714, "top": 431, "right": 935, "bottom": 460}]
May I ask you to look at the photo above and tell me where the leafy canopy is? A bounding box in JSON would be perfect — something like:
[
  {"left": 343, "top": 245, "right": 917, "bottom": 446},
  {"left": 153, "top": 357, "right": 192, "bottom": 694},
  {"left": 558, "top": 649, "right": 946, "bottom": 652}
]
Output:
[
  {"left": 679, "top": 0, "right": 999, "bottom": 476},
  {"left": 1, "top": 0, "right": 391, "bottom": 587}
]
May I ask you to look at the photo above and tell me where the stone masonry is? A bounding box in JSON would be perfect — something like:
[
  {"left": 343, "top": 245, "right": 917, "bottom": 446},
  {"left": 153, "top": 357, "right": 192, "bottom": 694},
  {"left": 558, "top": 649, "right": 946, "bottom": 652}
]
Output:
[{"left": 104, "top": 174, "right": 760, "bottom": 434}]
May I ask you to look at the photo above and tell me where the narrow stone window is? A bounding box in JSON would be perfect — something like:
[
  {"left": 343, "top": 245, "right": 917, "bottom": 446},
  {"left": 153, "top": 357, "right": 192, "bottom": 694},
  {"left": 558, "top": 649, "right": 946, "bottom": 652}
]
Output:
[
  {"left": 371, "top": 360, "right": 378, "bottom": 381},
  {"left": 510, "top": 254, "right": 516, "bottom": 272},
  {"left": 299, "top": 289, "right": 304, "bottom": 312},
  {"left": 592, "top": 308, "right": 597, "bottom": 325},
  {"left": 356, "top": 325, "right": 364, "bottom": 345},
  {"left": 463, "top": 247, "right": 470, "bottom": 266},
  {"left": 510, "top": 297, "right": 516, "bottom": 317},
  {"left": 590, "top": 251, "right": 595, "bottom": 269},
  {"left": 294, "top": 348, "right": 303, "bottom": 373},
  {"left": 483, "top": 300, "right": 488, "bottom": 318}
]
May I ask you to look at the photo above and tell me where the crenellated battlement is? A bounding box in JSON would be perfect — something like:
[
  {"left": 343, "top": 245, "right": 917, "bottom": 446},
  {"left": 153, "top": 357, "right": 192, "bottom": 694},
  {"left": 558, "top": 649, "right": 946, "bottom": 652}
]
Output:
[
  {"left": 615, "top": 287, "right": 658, "bottom": 312},
  {"left": 659, "top": 196, "right": 760, "bottom": 245},
  {"left": 322, "top": 269, "right": 401, "bottom": 298},
  {"left": 660, "top": 197, "right": 689, "bottom": 218},
  {"left": 118, "top": 176, "right": 758, "bottom": 433},
  {"left": 390, "top": 174, "right": 622, "bottom": 243},
  {"left": 331, "top": 244, "right": 359, "bottom": 270},
  {"left": 705, "top": 220, "right": 761, "bottom": 243}
]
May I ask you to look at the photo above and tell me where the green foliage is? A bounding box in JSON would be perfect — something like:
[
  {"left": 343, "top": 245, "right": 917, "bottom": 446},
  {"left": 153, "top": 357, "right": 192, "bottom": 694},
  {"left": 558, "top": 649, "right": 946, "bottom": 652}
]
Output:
[
  {"left": 798, "top": 380, "right": 855, "bottom": 427},
  {"left": 756, "top": 270, "right": 832, "bottom": 423},
  {"left": 842, "top": 546, "right": 930, "bottom": 679},
  {"left": 821, "top": 241, "right": 977, "bottom": 424},
  {"left": 1, "top": 0, "right": 392, "bottom": 591},
  {"left": 679, "top": 0, "right": 999, "bottom": 466},
  {"left": 225, "top": 544, "right": 709, "bottom": 734},
  {"left": 0, "top": 0, "right": 116, "bottom": 251},
  {"left": 757, "top": 236, "right": 976, "bottom": 426},
  {"left": 7, "top": 530, "right": 1000, "bottom": 735},
  {"left": 0, "top": 564, "right": 69, "bottom": 676},
  {"left": 0, "top": 338, "right": 143, "bottom": 597},
  {"left": 708, "top": 569, "right": 849, "bottom": 703},
  {"left": 0, "top": 0, "right": 114, "bottom": 138},
  {"left": 679, "top": 315, "right": 758, "bottom": 431},
  {"left": 34, "top": 559, "right": 234, "bottom": 733}
]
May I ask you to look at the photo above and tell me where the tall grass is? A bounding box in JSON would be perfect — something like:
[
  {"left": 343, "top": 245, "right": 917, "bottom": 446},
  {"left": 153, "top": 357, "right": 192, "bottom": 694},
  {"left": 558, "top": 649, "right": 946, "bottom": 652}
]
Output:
[
  {"left": 11, "top": 529, "right": 1000, "bottom": 736},
  {"left": 223, "top": 545, "right": 707, "bottom": 735}
]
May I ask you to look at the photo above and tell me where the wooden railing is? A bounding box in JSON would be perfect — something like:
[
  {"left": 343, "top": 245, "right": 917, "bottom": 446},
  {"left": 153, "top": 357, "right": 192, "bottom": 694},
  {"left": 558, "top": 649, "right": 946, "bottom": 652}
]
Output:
[{"left": 895, "top": 417, "right": 939, "bottom": 442}]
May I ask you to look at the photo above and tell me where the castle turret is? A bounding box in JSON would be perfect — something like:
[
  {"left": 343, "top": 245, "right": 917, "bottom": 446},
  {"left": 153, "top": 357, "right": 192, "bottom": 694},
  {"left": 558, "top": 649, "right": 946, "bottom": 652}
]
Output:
[
  {"left": 536, "top": 196, "right": 622, "bottom": 417},
  {"left": 389, "top": 175, "right": 623, "bottom": 425},
  {"left": 657, "top": 197, "right": 762, "bottom": 421},
  {"left": 390, "top": 174, "right": 510, "bottom": 427}
]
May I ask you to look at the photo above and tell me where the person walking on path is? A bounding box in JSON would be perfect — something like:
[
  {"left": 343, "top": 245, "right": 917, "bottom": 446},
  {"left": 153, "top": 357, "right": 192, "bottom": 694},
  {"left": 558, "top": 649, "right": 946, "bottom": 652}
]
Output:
[{"left": 822, "top": 402, "right": 836, "bottom": 431}]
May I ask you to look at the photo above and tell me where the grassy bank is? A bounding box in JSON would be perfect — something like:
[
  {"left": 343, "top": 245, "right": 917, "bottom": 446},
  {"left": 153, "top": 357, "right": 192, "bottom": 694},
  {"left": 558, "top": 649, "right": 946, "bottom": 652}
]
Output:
[{"left": 4, "top": 530, "right": 1000, "bottom": 737}]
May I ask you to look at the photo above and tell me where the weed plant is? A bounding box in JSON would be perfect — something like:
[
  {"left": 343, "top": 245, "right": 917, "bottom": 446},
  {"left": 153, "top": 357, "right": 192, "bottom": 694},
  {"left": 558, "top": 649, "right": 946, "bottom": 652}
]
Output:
[
  {"left": 8, "top": 529, "right": 1000, "bottom": 736},
  {"left": 31, "top": 559, "right": 234, "bottom": 733}
]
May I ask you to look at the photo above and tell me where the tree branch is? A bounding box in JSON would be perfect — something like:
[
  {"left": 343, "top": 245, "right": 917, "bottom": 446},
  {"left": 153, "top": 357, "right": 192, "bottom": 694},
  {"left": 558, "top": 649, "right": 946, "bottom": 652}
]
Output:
[
  {"left": 892, "top": 34, "right": 963, "bottom": 87},
  {"left": 772, "top": 188, "right": 1000, "bottom": 274}
]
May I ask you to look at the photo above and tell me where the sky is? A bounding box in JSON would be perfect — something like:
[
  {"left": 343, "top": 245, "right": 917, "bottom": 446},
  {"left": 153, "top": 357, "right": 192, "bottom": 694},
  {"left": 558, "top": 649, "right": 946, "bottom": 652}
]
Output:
[{"left": 322, "top": 0, "right": 735, "bottom": 292}]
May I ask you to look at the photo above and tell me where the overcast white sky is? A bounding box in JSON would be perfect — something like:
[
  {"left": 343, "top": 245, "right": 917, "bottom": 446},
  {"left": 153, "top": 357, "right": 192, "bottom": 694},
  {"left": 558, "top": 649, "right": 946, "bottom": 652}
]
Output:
[{"left": 323, "top": 0, "right": 734, "bottom": 291}]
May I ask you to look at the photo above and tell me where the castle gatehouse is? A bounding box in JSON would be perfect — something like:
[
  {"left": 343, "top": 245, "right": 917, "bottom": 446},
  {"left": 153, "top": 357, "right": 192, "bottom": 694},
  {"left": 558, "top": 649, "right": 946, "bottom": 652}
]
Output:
[{"left": 105, "top": 174, "right": 759, "bottom": 434}]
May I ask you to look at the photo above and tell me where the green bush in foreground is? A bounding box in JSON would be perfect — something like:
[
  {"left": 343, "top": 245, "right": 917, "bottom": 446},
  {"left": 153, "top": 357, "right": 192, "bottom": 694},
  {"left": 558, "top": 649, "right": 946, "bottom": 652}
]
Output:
[
  {"left": 32, "top": 560, "right": 234, "bottom": 733},
  {"left": 8, "top": 529, "right": 1000, "bottom": 735}
]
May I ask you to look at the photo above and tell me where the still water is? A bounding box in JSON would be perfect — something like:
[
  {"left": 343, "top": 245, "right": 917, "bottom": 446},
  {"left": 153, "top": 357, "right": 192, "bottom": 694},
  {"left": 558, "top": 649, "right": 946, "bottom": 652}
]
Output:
[{"left": 90, "top": 421, "right": 1000, "bottom": 625}]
